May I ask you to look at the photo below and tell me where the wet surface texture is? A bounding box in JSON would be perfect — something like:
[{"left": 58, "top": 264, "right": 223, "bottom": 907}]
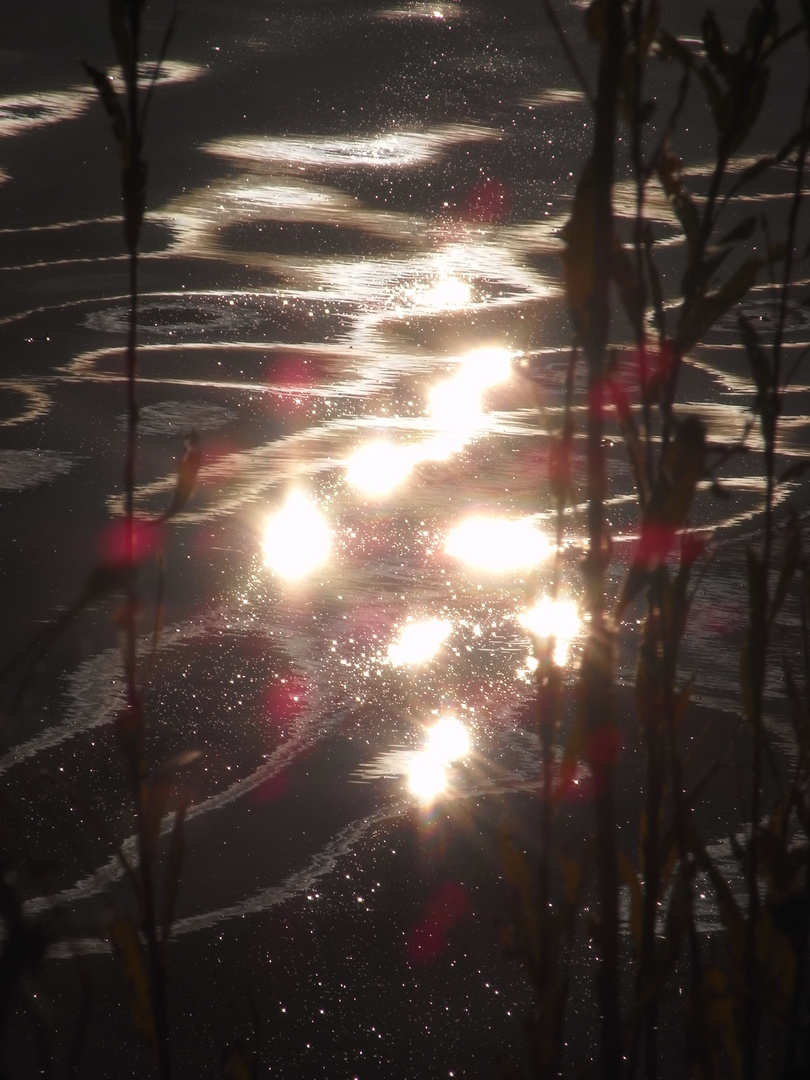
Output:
[{"left": 1, "top": 1, "right": 809, "bottom": 1075}]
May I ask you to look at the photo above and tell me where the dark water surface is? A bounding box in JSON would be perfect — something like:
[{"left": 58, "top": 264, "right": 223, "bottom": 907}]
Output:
[{"left": 2, "top": 1, "right": 809, "bottom": 1076}]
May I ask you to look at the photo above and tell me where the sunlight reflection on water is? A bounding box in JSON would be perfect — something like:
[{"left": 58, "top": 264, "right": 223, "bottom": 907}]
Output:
[
  {"left": 206, "top": 125, "right": 496, "bottom": 171},
  {"left": 519, "top": 596, "right": 581, "bottom": 666},
  {"left": 9, "top": 4, "right": 810, "bottom": 969},
  {"left": 408, "top": 715, "right": 471, "bottom": 804},
  {"left": 345, "top": 440, "right": 420, "bottom": 497},
  {"left": 387, "top": 618, "right": 453, "bottom": 666},
  {"left": 445, "top": 516, "right": 552, "bottom": 573},
  {"left": 262, "top": 490, "right": 331, "bottom": 580}
]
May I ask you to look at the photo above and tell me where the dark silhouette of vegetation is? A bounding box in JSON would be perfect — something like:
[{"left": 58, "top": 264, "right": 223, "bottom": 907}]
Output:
[
  {"left": 499, "top": 1, "right": 810, "bottom": 1077},
  {"left": 78, "top": 4, "right": 200, "bottom": 1078},
  {"left": 1, "top": 3, "right": 198, "bottom": 1078}
]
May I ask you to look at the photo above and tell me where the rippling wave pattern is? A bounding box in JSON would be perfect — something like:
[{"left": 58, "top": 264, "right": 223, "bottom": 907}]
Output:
[{"left": 1, "top": 1, "right": 808, "bottom": 978}]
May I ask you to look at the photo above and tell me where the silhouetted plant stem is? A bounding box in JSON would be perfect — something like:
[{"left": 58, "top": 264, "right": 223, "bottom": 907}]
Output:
[
  {"left": 780, "top": 84, "right": 810, "bottom": 1080},
  {"left": 579, "top": 2, "right": 624, "bottom": 1076},
  {"left": 84, "top": 4, "right": 179, "bottom": 1076},
  {"left": 743, "top": 58, "right": 810, "bottom": 1080}
]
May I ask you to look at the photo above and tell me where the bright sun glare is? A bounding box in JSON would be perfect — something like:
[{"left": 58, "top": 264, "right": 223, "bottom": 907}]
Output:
[
  {"left": 387, "top": 618, "right": 452, "bottom": 666},
  {"left": 262, "top": 490, "right": 331, "bottom": 580},
  {"left": 428, "top": 378, "right": 485, "bottom": 436},
  {"left": 424, "top": 276, "right": 471, "bottom": 310},
  {"left": 519, "top": 596, "right": 581, "bottom": 666},
  {"left": 426, "top": 346, "right": 514, "bottom": 448},
  {"left": 445, "top": 516, "right": 551, "bottom": 573},
  {"left": 408, "top": 715, "right": 471, "bottom": 804},
  {"left": 456, "top": 347, "right": 513, "bottom": 391},
  {"left": 345, "top": 440, "right": 418, "bottom": 497}
]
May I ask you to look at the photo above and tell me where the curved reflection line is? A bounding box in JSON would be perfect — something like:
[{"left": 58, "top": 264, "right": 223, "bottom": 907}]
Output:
[
  {"left": 61, "top": 338, "right": 355, "bottom": 380},
  {"left": 521, "top": 88, "right": 587, "bottom": 107},
  {"left": 0, "top": 253, "right": 129, "bottom": 272},
  {"left": 0, "top": 88, "right": 93, "bottom": 138},
  {"left": 0, "top": 292, "right": 132, "bottom": 329},
  {"left": 43, "top": 769, "right": 544, "bottom": 958},
  {"left": 0, "top": 380, "right": 52, "bottom": 427},
  {"left": 205, "top": 123, "right": 499, "bottom": 171},
  {"left": 0, "top": 214, "right": 120, "bottom": 235}
]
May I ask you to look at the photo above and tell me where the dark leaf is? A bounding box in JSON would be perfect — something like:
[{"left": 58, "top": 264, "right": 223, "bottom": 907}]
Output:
[
  {"left": 769, "top": 511, "right": 802, "bottom": 628},
  {"left": 161, "top": 431, "right": 201, "bottom": 521},
  {"left": 778, "top": 460, "right": 810, "bottom": 485},
  {"left": 611, "top": 236, "right": 644, "bottom": 332},
  {"left": 498, "top": 826, "right": 540, "bottom": 967},
  {"left": 109, "top": 915, "right": 158, "bottom": 1058},
  {"left": 223, "top": 1042, "right": 254, "bottom": 1080},
  {"left": 782, "top": 657, "right": 810, "bottom": 773},
  {"left": 618, "top": 850, "right": 642, "bottom": 953},
  {"left": 108, "top": 0, "right": 132, "bottom": 73},
  {"left": 640, "top": 3, "right": 660, "bottom": 59},
  {"left": 145, "top": 751, "right": 200, "bottom": 864},
  {"left": 701, "top": 966, "right": 744, "bottom": 1080},
  {"left": 695, "top": 62, "right": 727, "bottom": 132},
  {"left": 141, "top": 6, "right": 179, "bottom": 127},
  {"left": 747, "top": 548, "right": 767, "bottom": 628},
  {"left": 741, "top": 639, "right": 755, "bottom": 724},
  {"left": 561, "top": 158, "right": 598, "bottom": 348},
  {"left": 725, "top": 131, "right": 803, "bottom": 200},
  {"left": 656, "top": 30, "right": 695, "bottom": 69},
  {"left": 82, "top": 62, "right": 128, "bottom": 152},
  {"left": 559, "top": 847, "right": 582, "bottom": 904},
  {"left": 644, "top": 223, "right": 667, "bottom": 339},
  {"left": 731, "top": 67, "right": 769, "bottom": 153},
  {"left": 802, "top": 0, "right": 810, "bottom": 49},
  {"left": 656, "top": 144, "right": 700, "bottom": 249},
  {"left": 718, "top": 215, "right": 757, "bottom": 246},
  {"left": 702, "top": 10, "right": 728, "bottom": 77},
  {"left": 685, "top": 756, "right": 722, "bottom": 811},
  {"left": 585, "top": 0, "right": 606, "bottom": 44},
  {"left": 647, "top": 414, "right": 707, "bottom": 529},
  {"left": 143, "top": 777, "right": 171, "bottom": 864},
  {"left": 161, "top": 798, "right": 188, "bottom": 950},
  {"left": 739, "top": 312, "right": 776, "bottom": 446},
  {"left": 685, "top": 819, "right": 745, "bottom": 940},
  {"left": 679, "top": 256, "right": 766, "bottom": 354}
]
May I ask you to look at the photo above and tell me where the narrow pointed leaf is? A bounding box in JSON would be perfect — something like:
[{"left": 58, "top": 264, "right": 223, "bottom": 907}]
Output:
[
  {"left": 161, "top": 799, "right": 188, "bottom": 949},
  {"left": 778, "top": 460, "right": 810, "bottom": 486},
  {"left": 618, "top": 850, "right": 643, "bottom": 953},
  {"left": 702, "top": 11, "right": 728, "bottom": 77},
  {"left": 657, "top": 30, "right": 695, "bottom": 69},
  {"left": 161, "top": 431, "right": 201, "bottom": 521},
  {"left": 141, "top": 7, "right": 179, "bottom": 127},
  {"left": 109, "top": 915, "right": 158, "bottom": 1058},
  {"left": 718, "top": 215, "right": 757, "bottom": 246},
  {"left": 769, "top": 512, "right": 802, "bottom": 628},
  {"left": 108, "top": 0, "right": 132, "bottom": 72},
  {"left": 82, "top": 62, "right": 128, "bottom": 150}
]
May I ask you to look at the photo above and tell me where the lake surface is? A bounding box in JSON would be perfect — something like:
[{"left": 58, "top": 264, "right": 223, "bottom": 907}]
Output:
[{"left": 1, "top": 1, "right": 809, "bottom": 1075}]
